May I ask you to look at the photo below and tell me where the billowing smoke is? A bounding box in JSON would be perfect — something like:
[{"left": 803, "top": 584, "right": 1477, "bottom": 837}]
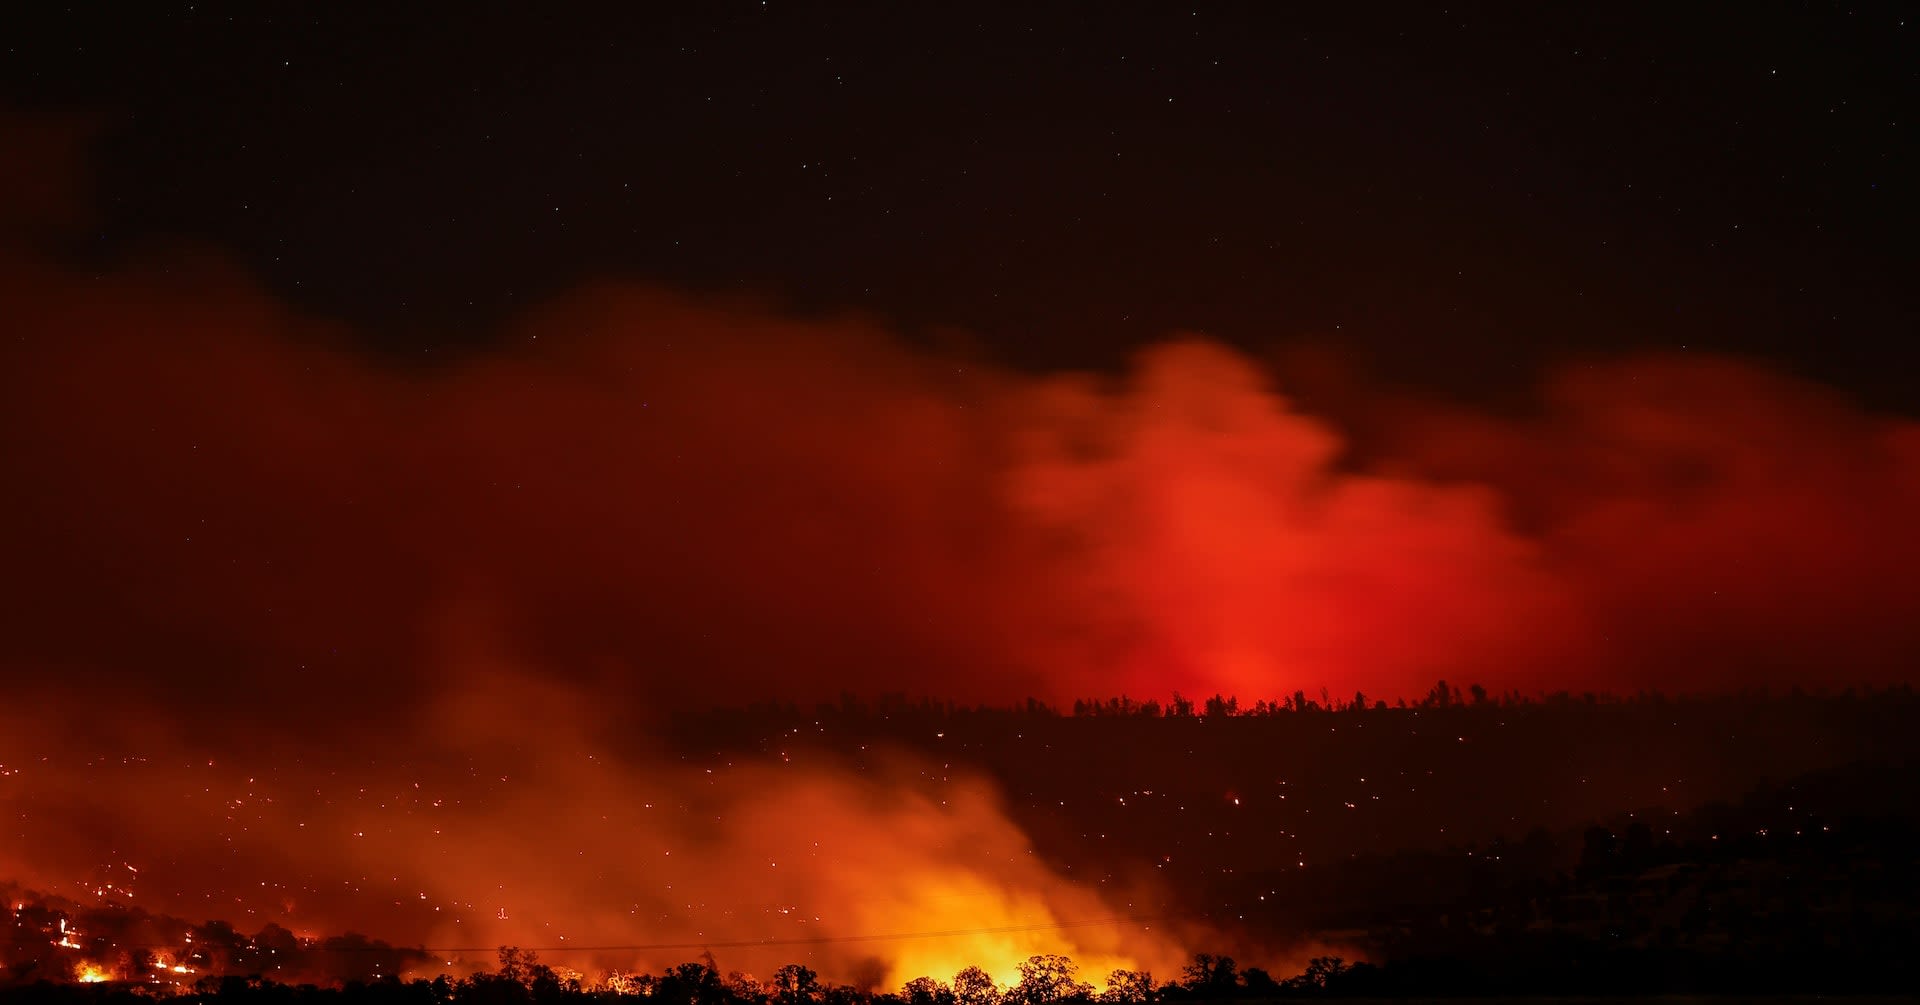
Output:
[
  {"left": 397, "top": 672, "right": 1197, "bottom": 985},
  {"left": 4, "top": 673, "right": 1194, "bottom": 987},
  {"left": 5, "top": 259, "right": 1915, "bottom": 711},
  {"left": 3, "top": 113, "right": 1916, "bottom": 985}
]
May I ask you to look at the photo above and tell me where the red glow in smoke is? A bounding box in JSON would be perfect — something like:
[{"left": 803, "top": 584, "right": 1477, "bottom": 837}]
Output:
[
  {"left": 4, "top": 250, "right": 1918, "bottom": 712},
  {"left": 3, "top": 114, "right": 1918, "bottom": 986}
]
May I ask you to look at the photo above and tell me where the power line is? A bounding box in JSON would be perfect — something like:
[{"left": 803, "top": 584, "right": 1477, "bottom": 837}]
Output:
[
  {"left": 420, "top": 913, "right": 1181, "bottom": 956},
  {"left": 27, "top": 908, "right": 1199, "bottom": 956},
  {"left": 334, "top": 914, "right": 1182, "bottom": 956}
]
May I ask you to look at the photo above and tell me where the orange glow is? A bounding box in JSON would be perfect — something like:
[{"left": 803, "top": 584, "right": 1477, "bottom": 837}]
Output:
[
  {"left": 0, "top": 122, "right": 1917, "bottom": 991},
  {"left": 805, "top": 868, "right": 1160, "bottom": 988},
  {"left": 76, "top": 963, "right": 111, "bottom": 983},
  {"left": 5, "top": 276, "right": 1914, "bottom": 722},
  {"left": 386, "top": 678, "right": 1190, "bottom": 985}
]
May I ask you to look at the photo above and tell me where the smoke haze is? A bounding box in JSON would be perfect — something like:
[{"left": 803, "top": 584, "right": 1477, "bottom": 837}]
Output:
[{"left": 3, "top": 115, "right": 1916, "bottom": 985}]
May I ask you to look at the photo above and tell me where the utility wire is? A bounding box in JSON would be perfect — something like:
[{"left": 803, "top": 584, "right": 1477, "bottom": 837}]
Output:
[
  {"left": 37, "top": 910, "right": 1202, "bottom": 955},
  {"left": 417, "top": 913, "right": 1183, "bottom": 955}
]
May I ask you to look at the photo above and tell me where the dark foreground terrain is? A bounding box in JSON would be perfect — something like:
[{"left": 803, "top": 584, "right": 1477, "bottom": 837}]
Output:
[{"left": 8, "top": 689, "right": 1918, "bottom": 997}]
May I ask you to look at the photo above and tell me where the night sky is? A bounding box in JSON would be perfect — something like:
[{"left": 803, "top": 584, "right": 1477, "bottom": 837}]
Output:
[
  {"left": 6, "top": 4, "right": 1912, "bottom": 403},
  {"left": 2, "top": 4, "right": 1918, "bottom": 988},
  {"left": 4, "top": 2, "right": 1919, "bottom": 705}
]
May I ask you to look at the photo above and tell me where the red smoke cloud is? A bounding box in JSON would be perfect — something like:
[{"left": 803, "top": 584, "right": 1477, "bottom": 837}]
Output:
[
  {"left": 4, "top": 117, "right": 1918, "bottom": 984},
  {"left": 4, "top": 241, "right": 1919, "bottom": 716},
  {"left": 1373, "top": 356, "right": 1920, "bottom": 688}
]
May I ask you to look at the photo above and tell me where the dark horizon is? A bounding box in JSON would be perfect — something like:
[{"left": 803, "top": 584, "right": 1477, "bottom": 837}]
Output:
[
  {"left": 7, "top": 688, "right": 1919, "bottom": 992},
  {"left": 3, "top": 5, "right": 1913, "bottom": 411}
]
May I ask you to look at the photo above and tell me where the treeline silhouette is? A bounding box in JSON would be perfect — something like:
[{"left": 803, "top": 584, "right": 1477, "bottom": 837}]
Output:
[
  {"left": 650, "top": 683, "right": 1920, "bottom": 913},
  {"left": 4, "top": 923, "right": 1916, "bottom": 1004},
  {"left": 1315, "top": 759, "right": 1920, "bottom": 995},
  {"left": 3, "top": 889, "right": 429, "bottom": 990},
  {"left": 10, "top": 689, "right": 1918, "bottom": 998},
  {"left": 8, "top": 758, "right": 1916, "bottom": 998},
  {"left": 0, "top": 946, "right": 1353, "bottom": 1003},
  {"left": 731, "top": 680, "right": 1920, "bottom": 719}
]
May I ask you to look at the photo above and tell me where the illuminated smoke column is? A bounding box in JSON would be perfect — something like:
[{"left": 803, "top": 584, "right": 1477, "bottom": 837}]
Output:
[
  {"left": 3, "top": 116, "right": 1919, "bottom": 983},
  {"left": 0, "top": 672, "right": 1197, "bottom": 987},
  {"left": 4, "top": 267, "right": 1916, "bottom": 711}
]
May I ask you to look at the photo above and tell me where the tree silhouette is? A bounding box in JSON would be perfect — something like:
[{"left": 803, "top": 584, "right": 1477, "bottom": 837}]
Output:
[
  {"left": 1008, "top": 955, "right": 1091, "bottom": 1005},
  {"left": 1238, "top": 967, "right": 1278, "bottom": 997},
  {"left": 953, "top": 965, "right": 1000, "bottom": 1005},
  {"left": 1178, "top": 954, "right": 1235, "bottom": 993},
  {"left": 190, "top": 919, "right": 245, "bottom": 974},
  {"left": 496, "top": 947, "right": 538, "bottom": 985},
  {"left": 1279, "top": 957, "right": 1349, "bottom": 993},
  {"left": 1099, "top": 969, "right": 1153, "bottom": 1003},
  {"left": 904, "top": 976, "right": 957, "bottom": 1005},
  {"left": 655, "top": 960, "right": 724, "bottom": 1005},
  {"left": 774, "top": 963, "right": 821, "bottom": 1005},
  {"left": 252, "top": 922, "right": 301, "bottom": 974}
]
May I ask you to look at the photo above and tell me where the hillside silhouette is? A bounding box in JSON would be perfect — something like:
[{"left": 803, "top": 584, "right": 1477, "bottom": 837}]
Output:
[{"left": 6, "top": 688, "right": 1918, "bottom": 997}]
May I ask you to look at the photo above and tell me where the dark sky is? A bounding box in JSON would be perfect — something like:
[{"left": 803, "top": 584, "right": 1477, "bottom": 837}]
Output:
[
  {"left": 4, "top": 2, "right": 1920, "bottom": 717},
  {"left": 4, "top": 2, "right": 1912, "bottom": 407}
]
